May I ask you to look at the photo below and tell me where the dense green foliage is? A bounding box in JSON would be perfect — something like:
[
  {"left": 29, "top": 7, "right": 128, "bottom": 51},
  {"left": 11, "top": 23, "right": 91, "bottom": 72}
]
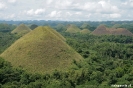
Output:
[
  {"left": 1, "top": 26, "right": 83, "bottom": 74},
  {"left": 0, "top": 22, "right": 133, "bottom": 87},
  {"left": 0, "top": 23, "right": 16, "bottom": 32},
  {"left": 0, "top": 24, "right": 18, "bottom": 54},
  {"left": 0, "top": 32, "right": 133, "bottom": 87},
  {"left": 64, "top": 33, "right": 133, "bottom": 58},
  {"left": 63, "top": 33, "right": 133, "bottom": 87},
  {"left": 30, "top": 24, "right": 38, "bottom": 30},
  {"left": 0, "top": 32, "right": 19, "bottom": 54}
]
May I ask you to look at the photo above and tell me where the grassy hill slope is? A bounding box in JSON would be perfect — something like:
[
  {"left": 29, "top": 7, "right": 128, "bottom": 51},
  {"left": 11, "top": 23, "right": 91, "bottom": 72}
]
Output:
[
  {"left": 11, "top": 24, "right": 32, "bottom": 37},
  {"left": 111, "top": 28, "right": 133, "bottom": 36},
  {"left": 66, "top": 24, "right": 81, "bottom": 33},
  {"left": 55, "top": 24, "right": 66, "bottom": 32},
  {"left": 91, "top": 25, "right": 110, "bottom": 35},
  {"left": 1, "top": 26, "right": 83, "bottom": 74},
  {"left": 92, "top": 25, "right": 133, "bottom": 36},
  {"left": 80, "top": 29, "right": 91, "bottom": 34}
]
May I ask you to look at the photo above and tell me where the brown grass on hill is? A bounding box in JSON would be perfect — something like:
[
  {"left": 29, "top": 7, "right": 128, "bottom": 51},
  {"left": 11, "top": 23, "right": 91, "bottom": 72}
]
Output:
[
  {"left": 92, "top": 25, "right": 110, "bottom": 35},
  {"left": 111, "top": 28, "right": 133, "bottom": 36},
  {"left": 92, "top": 25, "right": 133, "bottom": 36},
  {"left": 1, "top": 26, "right": 83, "bottom": 74}
]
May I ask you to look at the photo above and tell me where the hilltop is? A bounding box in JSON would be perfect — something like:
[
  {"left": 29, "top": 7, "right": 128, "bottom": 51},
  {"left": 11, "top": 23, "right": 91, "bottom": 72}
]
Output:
[
  {"left": 66, "top": 24, "right": 81, "bottom": 33},
  {"left": 1, "top": 26, "right": 83, "bottom": 74},
  {"left": 92, "top": 25, "right": 133, "bottom": 36},
  {"left": 11, "top": 24, "right": 32, "bottom": 36},
  {"left": 80, "top": 29, "right": 91, "bottom": 34},
  {"left": 91, "top": 25, "right": 110, "bottom": 35},
  {"left": 80, "top": 23, "right": 91, "bottom": 29},
  {"left": 30, "top": 24, "right": 38, "bottom": 30},
  {"left": 55, "top": 24, "right": 66, "bottom": 32},
  {"left": 111, "top": 28, "right": 133, "bottom": 36}
]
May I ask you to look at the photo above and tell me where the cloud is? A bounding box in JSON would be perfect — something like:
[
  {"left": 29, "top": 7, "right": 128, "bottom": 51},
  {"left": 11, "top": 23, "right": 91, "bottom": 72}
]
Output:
[
  {"left": 75, "top": 12, "right": 82, "bottom": 15},
  {"left": 26, "top": 9, "right": 45, "bottom": 16},
  {"left": 46, "top": 0, "right": 53, "bottom": 4},
  {"left": 8, "top": 0, "right": 16, "bottom": 3},
  {"left": 0, "top": 3, "right": 6, "bottom": 10},
  {"left": 35, "top": 9, "right": 45, "bottom": 15},
  {"left": 81, "top": 1, "right": 119, "bottom": 14},
  {"left": 49, "top": 11, "right": 61, "bottom": 18},
  {"left": 0, "top": 0, "right": 133, "bottom": 21},
  {"left": 66, "top": 12, "right": 72, "bottom": 16},
  {"left": 110, "top": 13, "right": 121, "bottom": 18},
  {"left": 26, "top": 9, "right": 34, "bottom": 16},
  {"left": 5, "top": 14, "right": 15, "bottom": 19}
]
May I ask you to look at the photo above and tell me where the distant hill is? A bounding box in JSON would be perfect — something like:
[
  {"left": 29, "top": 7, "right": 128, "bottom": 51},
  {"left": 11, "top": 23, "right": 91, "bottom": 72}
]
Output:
[
  {"left": 92, "top": 25, "right": 110, "bottom": 35},
  {"left": 111, "top": 28, "right": 133, "bottom": 36},
  {"left": 80, "top": 23, "right": 91, "bottom": 29},
  {"left": 66, "top": 24, "right": 81, "bottom": 33},
  {"left": 55, "top": 24, "right": 66, "bottom": 32},
  {"left": 80, "top": 29, "right": 91, "bottom": 34},
  {"left": 11, "top": 24, "right": 32, "bottom": 36},
  {"left": 112, "top": 24, "right": 121, "bottom": 28},
  {"left": 30, "top": 24, "right": 38, "bottom": 30},
  {"left": 92, "top": 25, "right": 133, "bottom": 36},
  {"left": 1, "top": 26, "right": 83, "bottom": 74}
]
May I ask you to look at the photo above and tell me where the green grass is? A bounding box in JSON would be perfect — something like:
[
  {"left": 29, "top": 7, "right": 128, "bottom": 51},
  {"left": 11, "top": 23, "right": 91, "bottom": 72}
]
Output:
[
  {"left": 66, "top": 24, "right": 81, "bottom": 33},
  {"left": 11, "top": 24, "right": 32, "bottom": 37},
  {"left": 1, "top": 26, "right": 83, "bottom": 74},
  {"left": 80, "top": 29, "right": 91, "bottom": 34}
]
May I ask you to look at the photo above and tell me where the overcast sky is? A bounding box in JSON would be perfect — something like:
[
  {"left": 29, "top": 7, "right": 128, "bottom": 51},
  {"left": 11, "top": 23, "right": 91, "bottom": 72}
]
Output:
[{"left": 0, "top": 0, "right": 133, "bottom": 21}]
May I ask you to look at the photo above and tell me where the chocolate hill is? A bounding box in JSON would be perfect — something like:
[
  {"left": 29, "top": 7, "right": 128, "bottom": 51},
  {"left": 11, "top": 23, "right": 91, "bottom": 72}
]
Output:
[
  {"left": 1, "top": 26, "right": 83, "bottom": 74},
  {"left": 66, "top": 24, "right": 81, "bottom": 33},
  {"left": 30, "top": 24, "right": 38, "bottom": 30},
  {"left": 80, "top": 23, "right": 91, "bottom": 29},
  {"left": 80, "top": 29, "right": 91, "bottom": 34},
  {"left": 55, "top": 24, "right": 66, "bottom": 32},
  {"left": 92, "top": 25, "right": 110, "bottom": 35},
  {"left": 11, "top": 24, "right": 32, "bottom": 36},
  {"left": 92, "top": 25, "right": 133, "bottom": 36}
]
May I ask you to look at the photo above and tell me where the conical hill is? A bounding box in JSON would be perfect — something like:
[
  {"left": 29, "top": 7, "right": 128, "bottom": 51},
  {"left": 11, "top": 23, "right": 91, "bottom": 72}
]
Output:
[
  {"left": 30, "top": 24, "right": 38, "bottom": 30},
  {"left": 47, "top": 26, "right": 66, "bottom": 41},
  {"left": 66, "top": 24, "right": 81, "bottom": 33},
  {"left": 111, "top": 28, "right": 133, "bottom": 36},
  {"left": 80, "top": 29, "right": 91, "bottom": 34},
  {"left": 11, "top": 24, "right": 32, "bottom": 36},
  {"left": 92, "top": 25, "right": 133, "bottom": 36},
  {"left": 1, "top": 26, "right": 83, "bottom": 74},
  {"left": 91, "top": 25, "right": 110, "bottom": 35}
]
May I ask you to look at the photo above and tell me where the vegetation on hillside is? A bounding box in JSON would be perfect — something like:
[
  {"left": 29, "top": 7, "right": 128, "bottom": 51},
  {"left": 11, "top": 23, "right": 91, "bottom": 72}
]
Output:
[
  {"left": 66, "top": 24, "right": 81, "bottom": 33},
  {"left": 11, "top": 24, "right": 32, "bottom": 37},
  {"left": 92, "top": 25, "right": 133, "bottom": 36},
  {"left": 0, "top": 33, "right": 133, "bottom": 87},
  {"left": 80, "top": 29, "right": 91, "bottom": 34},
  {"left": 1, "top": 26, "right": 83, "bottom": 74},
  {"left": 30, "top": 24, "right": 38, "bottom": 30},
  {"left": 0, "top": 22, "right": 133, "bottom": 87},
  {"left": 0, "top": 32, "right": 19, "bottom": 54},
  {"left": 0, "top": 23, "right": 16, "bottom": 32},
  {"left": 0, "top": 24, "right": 18, "bottom": 54}
]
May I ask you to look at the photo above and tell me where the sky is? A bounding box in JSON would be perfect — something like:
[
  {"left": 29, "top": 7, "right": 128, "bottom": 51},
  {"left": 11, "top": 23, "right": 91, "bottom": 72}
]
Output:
[{"left": 0, "top": 0, "right": 133, "bottom": 21}]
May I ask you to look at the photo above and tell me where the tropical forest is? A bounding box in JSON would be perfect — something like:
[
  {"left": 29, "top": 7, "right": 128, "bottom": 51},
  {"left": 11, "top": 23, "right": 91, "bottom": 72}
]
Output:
[{"left": 0, "top": 20, "right": 133, "bottom": 88}]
